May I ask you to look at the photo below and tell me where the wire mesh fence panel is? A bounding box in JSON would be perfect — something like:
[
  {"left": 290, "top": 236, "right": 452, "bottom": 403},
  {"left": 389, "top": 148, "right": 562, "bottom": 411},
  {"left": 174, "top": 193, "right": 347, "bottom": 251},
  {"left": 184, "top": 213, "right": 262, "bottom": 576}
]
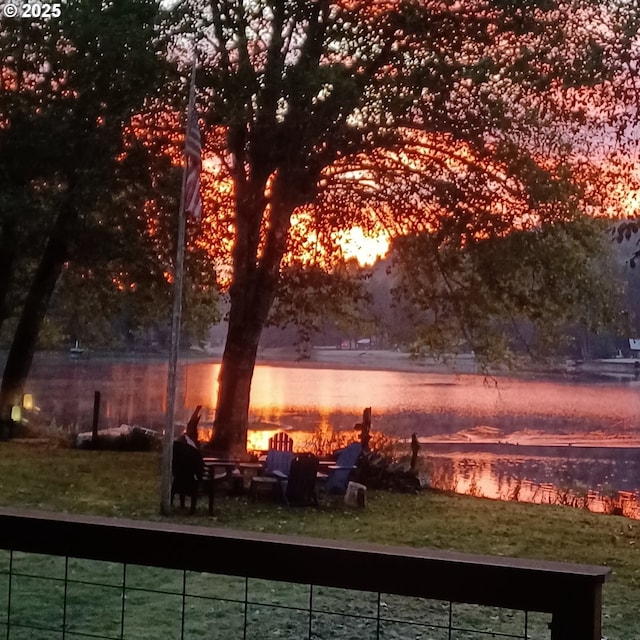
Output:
[
  {"left": 522, "top": 612, "right": 553, "bottom": 640},
  {"left": 451, "top": 602, "right": 529, "bottom": 638},
  {"left": 64, "top": 581, "right": 123, "bottom": 638},
  {"left": 378, "top": 619, "right": 451, "bottom": 640},
  {"left": 312, "top": 585, "right": 379, "bottom": 618},
  {"left": 125, "top": 564, "right": 183, "bottom": 594},
  {"left": 0, "top": 556, "right": 8, "bottom": 629},
  {"left": 122, "top": 587, "right": 183, "bottom": 640},
  {"left": 182, "top": 595, "right": 245, "bottom": 639},
  {"left": 381, "top": 594, "right": 451, "bottom": 628},
  {"left": 10, "top": 551, "right": 64, "bottom": 578},
  {"left": 0, "top": 553, "right": 558, "bottom": 640},
  {"left": 449, "top": 603, "right": 550, "bottom": 639},
  {"left": 0, "top": 550, "right": 9, "bottom": 573},
  {"left": 247, "top": 577, "right": 310, "bottom": 608},
  {"left": 6, "top": 628, "right": 62, "bottom": 640},
  {"left": 9, "top": 573, "right": 65, "bottom": 633},
  {"left": 4, "top": 553, "right": 67, "bottom": 637},
  {"left": 245, "top": 602, "right": 310, "bottom": 640},
  {"left": 311, "top": 611, "right": 379, "bottom": 640},
  {"left": 67, "top": 558, "right": 124, "bottom": 588},
  {"left": 185, "top": 571, "right": 245, "bottom": 602},
  {"left": 0, "top": 512, "right": 607, "bottom": 640}
]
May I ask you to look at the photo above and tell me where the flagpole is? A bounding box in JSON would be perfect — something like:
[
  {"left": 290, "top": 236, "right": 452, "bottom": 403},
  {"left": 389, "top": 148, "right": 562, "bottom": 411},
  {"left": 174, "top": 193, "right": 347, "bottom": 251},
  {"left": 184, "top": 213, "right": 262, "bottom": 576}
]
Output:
[{"left": 160, "top": 65, "right": 197, "bottom": 515}]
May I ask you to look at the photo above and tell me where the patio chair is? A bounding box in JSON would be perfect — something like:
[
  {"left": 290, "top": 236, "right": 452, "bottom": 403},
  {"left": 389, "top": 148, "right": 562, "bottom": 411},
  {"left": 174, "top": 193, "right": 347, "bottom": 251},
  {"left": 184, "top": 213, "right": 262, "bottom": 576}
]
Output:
[
  {"left": 172, "top": 440, "right": 227, "bottom": 515},
  {"left": 325, "top": 443, "right": 363, "bottom": 495},
  {"left": 264, "top": 449, "right": 295, "bottom": 477},
  {"left": 269, "top": 431, "right": 294, "bottom": 452},
  {"left": 280, "top": 453, "right": 320, "bottom": 506},
  {"left": 249, "top": 449, "right": 294, "bottom": 500},
  {"left": 171, "top": 439, "right": 204, "bottom": 514}
]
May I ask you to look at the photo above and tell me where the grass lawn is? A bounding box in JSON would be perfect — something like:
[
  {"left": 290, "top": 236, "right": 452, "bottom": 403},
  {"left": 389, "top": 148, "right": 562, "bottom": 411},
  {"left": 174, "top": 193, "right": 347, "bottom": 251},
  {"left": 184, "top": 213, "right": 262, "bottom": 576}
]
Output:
[{"left": 0, "top": 442, "right": 638, "bottom": 639}]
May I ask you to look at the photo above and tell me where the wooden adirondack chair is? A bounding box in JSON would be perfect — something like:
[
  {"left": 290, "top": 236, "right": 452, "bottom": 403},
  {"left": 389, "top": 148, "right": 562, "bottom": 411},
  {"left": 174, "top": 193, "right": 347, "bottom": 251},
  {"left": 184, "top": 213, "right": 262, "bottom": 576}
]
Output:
[
  {"left": 249, "top": 449, "right": 294, "bottom": 501},
  {"left": 325, "top": 443, "right": 363, "bottom": 495},
  {"left": 268, "top": 432, "right": 294, "bottom": 452}
]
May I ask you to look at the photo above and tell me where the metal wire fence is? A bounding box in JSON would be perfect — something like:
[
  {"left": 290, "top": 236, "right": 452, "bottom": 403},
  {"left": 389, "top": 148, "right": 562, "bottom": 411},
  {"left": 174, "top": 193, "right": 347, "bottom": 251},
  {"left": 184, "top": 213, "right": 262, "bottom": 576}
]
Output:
[
  {"left": 0, "top": 550, "right": 554, "bottom": 639},
  {"left": 0, "top": 509, "right": 608, "bottom": 640}
]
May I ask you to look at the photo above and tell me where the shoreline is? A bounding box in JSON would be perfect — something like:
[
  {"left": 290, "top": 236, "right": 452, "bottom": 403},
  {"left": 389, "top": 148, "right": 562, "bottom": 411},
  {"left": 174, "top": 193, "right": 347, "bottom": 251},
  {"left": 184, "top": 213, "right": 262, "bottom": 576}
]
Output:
[
  {"left": 26, "top": 346, "right": 481, "bottom": 375},
  {"left": 255, "top": 346, "right": 480, "bottom": 374},
  {"left": 209, "top": 346, "right": 572, "bottom": 380},
  {"left": 23, "top": 346, "right": 640, "bottom": 380},
  {"left": 212, "top": 347, "right": 640, "bottom": 382}
]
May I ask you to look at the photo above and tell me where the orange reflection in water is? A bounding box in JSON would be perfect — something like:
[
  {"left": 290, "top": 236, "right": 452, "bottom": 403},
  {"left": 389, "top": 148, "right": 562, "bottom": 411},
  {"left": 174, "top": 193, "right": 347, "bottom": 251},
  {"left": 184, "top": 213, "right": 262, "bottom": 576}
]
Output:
[
  {"left": 181, "top": 362, "right": 640, "bottom": 431},
  {"left": 426, "top": 453, "right": 640, "bottom": 520},
  {"left": 183, "top": 363, "right": 371, "bottom": 418},
  {"left": 28, "top": 358, "right": 640, "bottom": 436},
  {"left": 24, "top": 357, "right": 640, "bottom": 522}
]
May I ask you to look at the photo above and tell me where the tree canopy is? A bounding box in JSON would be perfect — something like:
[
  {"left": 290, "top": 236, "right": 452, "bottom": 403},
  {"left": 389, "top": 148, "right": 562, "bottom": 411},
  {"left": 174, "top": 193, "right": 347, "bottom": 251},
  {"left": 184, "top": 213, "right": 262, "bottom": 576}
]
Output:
[
  {"left": 0, "top": 0, "right": 218, "bottom": 418},
  {"left": 160, "top": 0, "right": 640, "bottom": 454},
  {"left": 2, "top": 0, "right": 639, "bottom": 455},
  {"left": 390, "top": 216, "right": 626, "bottom": 364}
]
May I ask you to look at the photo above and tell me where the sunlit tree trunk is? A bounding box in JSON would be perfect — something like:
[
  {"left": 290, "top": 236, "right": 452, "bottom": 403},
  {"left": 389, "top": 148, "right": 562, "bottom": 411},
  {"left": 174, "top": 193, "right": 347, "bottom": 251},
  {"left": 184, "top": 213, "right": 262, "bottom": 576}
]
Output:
[
  {"left": 211, "top": 176, "right": 296, "bottom": 455},
  {"left": 212, "top": 301, "right": 266, "bottom": 455}
]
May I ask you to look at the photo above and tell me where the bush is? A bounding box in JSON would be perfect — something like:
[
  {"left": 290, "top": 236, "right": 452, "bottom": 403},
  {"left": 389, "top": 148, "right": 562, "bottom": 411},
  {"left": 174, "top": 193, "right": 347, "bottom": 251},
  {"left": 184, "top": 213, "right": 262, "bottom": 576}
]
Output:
[{"left": 353, "top": 451, "right": 422, "bottom": 493}]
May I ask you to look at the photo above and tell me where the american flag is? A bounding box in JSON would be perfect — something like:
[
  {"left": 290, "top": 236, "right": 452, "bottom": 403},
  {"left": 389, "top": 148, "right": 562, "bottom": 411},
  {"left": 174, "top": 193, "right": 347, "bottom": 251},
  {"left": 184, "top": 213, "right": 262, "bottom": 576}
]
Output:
[{"left": 184, "top": 89, "right": 202, "bottom": 220}]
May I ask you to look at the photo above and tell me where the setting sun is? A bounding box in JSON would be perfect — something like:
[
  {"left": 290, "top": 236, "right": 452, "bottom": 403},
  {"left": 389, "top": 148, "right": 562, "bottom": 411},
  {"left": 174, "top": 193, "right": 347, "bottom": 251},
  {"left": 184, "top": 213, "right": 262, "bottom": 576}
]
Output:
[{"left": 338, "top": 227, "right": 389, "bottom": 266}]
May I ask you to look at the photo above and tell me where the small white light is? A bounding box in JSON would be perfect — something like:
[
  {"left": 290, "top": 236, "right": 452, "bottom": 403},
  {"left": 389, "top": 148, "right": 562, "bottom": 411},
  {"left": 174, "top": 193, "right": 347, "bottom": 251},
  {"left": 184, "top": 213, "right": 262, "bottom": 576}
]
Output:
[
  {"left": 23, "top": 394, "right": 33, "bottom": 410},
  {"left": 10, "top": 406, "right": 21, "bottom": 422}
]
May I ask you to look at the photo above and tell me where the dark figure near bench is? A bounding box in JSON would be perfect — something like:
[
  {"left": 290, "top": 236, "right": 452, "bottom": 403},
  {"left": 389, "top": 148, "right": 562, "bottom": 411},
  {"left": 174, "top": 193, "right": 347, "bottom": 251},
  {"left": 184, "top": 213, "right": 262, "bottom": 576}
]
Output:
[
  {"left": 356, "top": 407, "right": 372, "bottom": 452},
  {"left": 172, "top": 439, "right": 204, "bottom": 513},
  {"left": 410, "top": 433, "right": 421, "bottom": 471}
]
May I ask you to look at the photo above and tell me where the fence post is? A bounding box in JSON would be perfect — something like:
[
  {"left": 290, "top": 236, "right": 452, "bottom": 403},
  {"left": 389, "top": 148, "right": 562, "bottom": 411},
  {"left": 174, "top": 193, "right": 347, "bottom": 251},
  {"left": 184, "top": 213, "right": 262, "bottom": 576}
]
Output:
[
  {"left": 549, "top": 585, "right": 603, "bottom": 640},
  {"left": 92, "top": 391, "right": 101, "bottom": 443}
]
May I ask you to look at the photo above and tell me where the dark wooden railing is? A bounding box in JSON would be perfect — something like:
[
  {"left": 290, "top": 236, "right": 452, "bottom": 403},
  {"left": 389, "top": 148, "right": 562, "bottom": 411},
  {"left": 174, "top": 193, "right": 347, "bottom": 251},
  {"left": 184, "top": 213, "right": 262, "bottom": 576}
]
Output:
[{"left": 0, "top": 508, "right": 609, "bottom": 639}]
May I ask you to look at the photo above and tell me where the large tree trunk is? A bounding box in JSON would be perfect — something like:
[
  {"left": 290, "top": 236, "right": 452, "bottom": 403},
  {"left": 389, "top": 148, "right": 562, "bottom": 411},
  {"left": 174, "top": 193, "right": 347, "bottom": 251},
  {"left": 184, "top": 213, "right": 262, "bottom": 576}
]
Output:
[
  {"left": 211, "top": 312, "right": 263, "bottom": 456},
  {"left": 0, "top": 196, "right": 76, "bottom": 425},
  {"left": 211, "top": 176, "right": 296, "bottom": 456},
  {"left": 0, "top": 223, "right": 18, "bottom": 336},
  {"left": 212, "top": 270, "right": 283, "bottom": 455}
]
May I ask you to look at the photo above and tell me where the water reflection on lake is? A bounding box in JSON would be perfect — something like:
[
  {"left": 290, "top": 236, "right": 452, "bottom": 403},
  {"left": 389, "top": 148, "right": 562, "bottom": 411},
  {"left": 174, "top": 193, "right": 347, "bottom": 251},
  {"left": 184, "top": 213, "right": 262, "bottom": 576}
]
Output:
[
  {"left": 424, "top": 447, "right": 640, "bottom": 519},
  {"left": 24, "top": 354, "right": 640, "bottom": 518}
]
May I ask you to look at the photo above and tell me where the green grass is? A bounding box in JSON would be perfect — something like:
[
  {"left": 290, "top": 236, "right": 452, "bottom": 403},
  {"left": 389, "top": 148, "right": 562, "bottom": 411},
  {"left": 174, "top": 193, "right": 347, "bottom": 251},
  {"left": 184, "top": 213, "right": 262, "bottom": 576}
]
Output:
[{"left": 0, "top": 442, "right": 638, "bottom": 638}]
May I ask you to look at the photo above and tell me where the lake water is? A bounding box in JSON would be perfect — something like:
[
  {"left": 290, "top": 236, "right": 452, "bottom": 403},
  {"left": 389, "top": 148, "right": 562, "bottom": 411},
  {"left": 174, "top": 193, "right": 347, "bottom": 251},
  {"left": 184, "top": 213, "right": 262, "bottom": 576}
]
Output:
[{"left": 23, "top": 353, "right": 640, "bottom": 518}]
